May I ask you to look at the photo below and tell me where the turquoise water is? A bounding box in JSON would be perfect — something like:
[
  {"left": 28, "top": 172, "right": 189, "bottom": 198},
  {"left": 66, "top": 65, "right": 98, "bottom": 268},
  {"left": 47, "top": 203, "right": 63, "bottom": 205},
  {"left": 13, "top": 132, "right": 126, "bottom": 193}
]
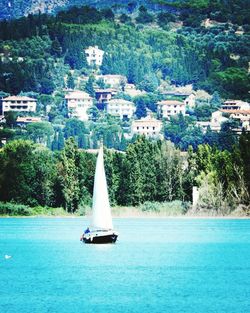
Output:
[{"left": 0, "top": 218, "right": 250, "bottom": 313}]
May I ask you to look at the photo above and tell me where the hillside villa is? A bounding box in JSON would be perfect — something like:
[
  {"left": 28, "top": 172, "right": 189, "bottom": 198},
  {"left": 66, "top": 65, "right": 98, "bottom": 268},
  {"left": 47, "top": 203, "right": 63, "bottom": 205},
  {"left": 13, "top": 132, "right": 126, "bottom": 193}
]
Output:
[
  {"left": 106, "top": 99, "right": 135, "bottom": 120},
  {"left": 95, "top": 74, "right": 127, "bottom": 89},
  {"left": 1, "top": 96, "right": 37, "bottom": 114},
  {"left": 131, "top": 115, "right": 163, "bottom": 138},
  {"left": 210, "top": 110, "right": 228, "bottom": 131},
  {"left": 196, "top": 107, "right": 250, "bottom": 133},
  {"left": 65, "top": 90, "right": 93, "bottom": 121},
  {"left": 221, "top": 109, "right": 250, "bottom": 131},
  {"left": 220, "top": 100, "right": 250, "bottom": 131},
  {"left": 184, "top": 93, "right": 196, "bottom": 108},
  {"left": 84, "top": 46, "right": 104, "bottom": 67},
  {"left": 196, "top": 110, "right": 229, "bottom": 133},
  {"left": 222, "top": 100, "right": 250, "bottom": 111},
  {"left": 157, "top": 100, "right": 186, "bottom": 119}
]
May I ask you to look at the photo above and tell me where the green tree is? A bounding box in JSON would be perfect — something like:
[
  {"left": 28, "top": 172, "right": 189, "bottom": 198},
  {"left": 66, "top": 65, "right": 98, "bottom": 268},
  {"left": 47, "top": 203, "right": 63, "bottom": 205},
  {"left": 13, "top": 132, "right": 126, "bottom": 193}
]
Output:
[
  {"left": 156, "top": 141, "right": 185, "bottom": 201},
  {"left": 58, "top": 129, "right": 65, "bottom": 150},
  {"left": 213, "top": 68, "right": 250, "bottom": 99},
  {"left": 4, "top": 111, "right": 18, "bottom": 128},
  {"left": 119, "top": 14, "right": 131, "bottom": 24},
  {"left": 0, "top": 140, "right": 55, "bottom": 206},
  {"left": 67, "top": 72, "right": 75, "bottom": 89},
  {"left": 210, "top": 91, "right": 222, "bottom": 108},
  {"left": 51, "top": 38, "right": 62, "bottom": 57},
  {"left": 136, "top": 6, "right": 154, "bottom": 24},
  {"left": 57, "top": 138, "right": 80, "bottom": 212},
  {"left": 26, "top": 122, "right": 54, "bottom": 145},
  {"left": 64, "top": 118, "right": 88, "bottom": 147},
  {"left": 135, "top": 99, "right": 147, "bottom": 119},
  {"left": 124, "top": 140, "right": 144, "bottom": 205},
  {"left": 85, "top": 75, "right": 95, "bottom": 97}
]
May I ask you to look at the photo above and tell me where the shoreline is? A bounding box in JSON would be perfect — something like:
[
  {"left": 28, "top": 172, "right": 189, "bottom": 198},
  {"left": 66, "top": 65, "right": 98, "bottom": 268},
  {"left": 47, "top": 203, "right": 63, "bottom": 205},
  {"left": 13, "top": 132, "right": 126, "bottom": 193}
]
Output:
[{"left": 0, "top": 214, "right": 249, "bottom": 219}]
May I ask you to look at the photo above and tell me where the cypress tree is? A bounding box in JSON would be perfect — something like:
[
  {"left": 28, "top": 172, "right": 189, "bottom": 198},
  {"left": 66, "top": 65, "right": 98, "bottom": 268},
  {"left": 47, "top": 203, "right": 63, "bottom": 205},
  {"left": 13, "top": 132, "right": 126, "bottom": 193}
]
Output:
[
  {"left": 51, "top": 38, "right": 62, "bottom": 57},
  {"left": 85, "top": 76, "right": 95, "bottom": 97},
  {"left": 67, "top": 72, "right": 75, "bottom": 89},
  {"left": 58, "top": 130, "right": 64, "bottom": 150},
  {"left": 58, "top": 138, "right": 80, "bottom": 212}
]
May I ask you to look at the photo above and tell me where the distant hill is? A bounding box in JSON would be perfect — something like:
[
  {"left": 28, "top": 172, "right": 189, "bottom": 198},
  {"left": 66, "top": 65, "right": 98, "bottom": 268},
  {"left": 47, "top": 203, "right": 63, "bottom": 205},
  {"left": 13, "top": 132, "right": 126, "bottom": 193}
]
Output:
[{"left": 0, "top": 0, "right": 177, "bottom": 20}]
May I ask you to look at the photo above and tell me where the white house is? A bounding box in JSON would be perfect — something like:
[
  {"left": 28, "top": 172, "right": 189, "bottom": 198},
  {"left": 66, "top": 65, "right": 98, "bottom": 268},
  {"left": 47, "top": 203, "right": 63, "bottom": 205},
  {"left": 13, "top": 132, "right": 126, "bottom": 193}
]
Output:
[
  {"left": 157, "top": 100, "right": 186, "bottom": 119},
  {"left": 85, "top": 46, "right": 104, "bottom": 67},
  {"left": 2, "top": 96, "right": 37, "bottom": 114},
  {"left": 221, "top": 109, "right": 250, "bottom": 131},
  {"left": 222, "top": 100, "right": 250, "bottom": 111},
  {"left": 65, "top": 90, "right": 93, "bottom": 121},
  {"left": 184, "top": 93, "right": 196, "bottom": 108},
  {"left": 210, "top": 110, "right": 228, "bottom": 132},
  {"left": 95, "top": 74, "right": 127, "bottom": 89},
  {"left": 107, "top": 99, "right": 135, "bottom": 120},
  {"left": 131, "top": 115, "right": 163, "bottom": 138}
]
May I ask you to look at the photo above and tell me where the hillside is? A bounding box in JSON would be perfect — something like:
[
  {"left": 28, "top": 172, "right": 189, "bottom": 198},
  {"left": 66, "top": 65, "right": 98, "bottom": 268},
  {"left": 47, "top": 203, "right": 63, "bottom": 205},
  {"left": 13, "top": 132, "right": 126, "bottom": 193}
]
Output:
[
  {"left": 1, "top": 0, "right": 165, "bottom": 20},
  {"left": 0, "top": 3, "right": 249, "bottom": 100}
]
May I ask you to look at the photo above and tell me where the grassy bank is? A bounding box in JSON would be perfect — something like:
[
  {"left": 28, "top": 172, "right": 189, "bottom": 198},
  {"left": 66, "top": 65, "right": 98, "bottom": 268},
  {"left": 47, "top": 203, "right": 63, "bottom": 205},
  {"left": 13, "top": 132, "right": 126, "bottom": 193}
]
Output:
[
  {"left": 0, "top": 201, "right": 248, "bottom": 217},
  {"left": 0, "top": 200, "right": 187, "bottom": 217},
  {"left": 112, "top": 201, "right": 187, "bottom": 217},
  {"left": 0, "top": 202, "right": 71, "bottom": 217}
]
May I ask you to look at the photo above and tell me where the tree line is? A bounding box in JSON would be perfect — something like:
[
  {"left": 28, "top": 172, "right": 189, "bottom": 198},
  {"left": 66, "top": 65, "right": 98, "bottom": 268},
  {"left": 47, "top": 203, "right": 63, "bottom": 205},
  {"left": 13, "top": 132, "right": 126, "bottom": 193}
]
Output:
[{"left": 0, "top": 134, "right": 249, "bottom": 214}]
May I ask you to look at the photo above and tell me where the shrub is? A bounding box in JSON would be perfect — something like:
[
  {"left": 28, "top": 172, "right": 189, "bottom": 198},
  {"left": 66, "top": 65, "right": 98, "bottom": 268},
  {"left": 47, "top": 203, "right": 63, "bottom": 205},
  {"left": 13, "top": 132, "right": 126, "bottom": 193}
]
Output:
[
  {"left": 139, "top": 201, "right": 186, "bottom": 215},
  {"left": 76, "top": 205, "right": 91, "bottom": 216},
  {"left": 0, "top": 202, "right": 66, "bottom": 216},
  {"left": 0, "top": 202, "right": 32, "bottom": 216}
]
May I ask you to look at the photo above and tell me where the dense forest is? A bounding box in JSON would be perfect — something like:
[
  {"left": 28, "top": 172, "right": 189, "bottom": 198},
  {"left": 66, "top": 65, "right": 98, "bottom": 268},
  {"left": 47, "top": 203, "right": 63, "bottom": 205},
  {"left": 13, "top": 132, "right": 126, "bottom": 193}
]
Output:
[
  {"left": 0, "top": 134, "right": 249, "bottom": 215},
  {"left": 0, "top": 2, "right": 249, "bottom": 99}
]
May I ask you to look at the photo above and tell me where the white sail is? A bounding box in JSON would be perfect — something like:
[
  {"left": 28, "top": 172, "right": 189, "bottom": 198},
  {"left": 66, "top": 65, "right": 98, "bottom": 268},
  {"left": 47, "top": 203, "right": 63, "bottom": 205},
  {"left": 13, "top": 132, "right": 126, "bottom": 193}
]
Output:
[{"left": 91, "top": 145, "right": 113, "bottom": 230}]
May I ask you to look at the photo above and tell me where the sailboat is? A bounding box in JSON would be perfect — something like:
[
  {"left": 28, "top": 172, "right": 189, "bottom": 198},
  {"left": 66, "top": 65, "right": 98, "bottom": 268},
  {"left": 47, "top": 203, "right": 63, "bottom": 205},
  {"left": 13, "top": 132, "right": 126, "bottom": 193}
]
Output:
[{"left": 81, "top": 145, "right": 118, "bottom": 244}]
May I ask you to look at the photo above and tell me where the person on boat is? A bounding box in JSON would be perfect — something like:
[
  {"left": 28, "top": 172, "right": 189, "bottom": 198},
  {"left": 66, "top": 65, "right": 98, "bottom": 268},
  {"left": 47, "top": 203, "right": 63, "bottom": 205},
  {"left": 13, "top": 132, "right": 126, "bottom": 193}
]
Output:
[
  {"left": 80, "top": 227, "right": 91, "bottom": 241},
  {"left": 84, "top": 227, "right": 90, "bottom": 234}
]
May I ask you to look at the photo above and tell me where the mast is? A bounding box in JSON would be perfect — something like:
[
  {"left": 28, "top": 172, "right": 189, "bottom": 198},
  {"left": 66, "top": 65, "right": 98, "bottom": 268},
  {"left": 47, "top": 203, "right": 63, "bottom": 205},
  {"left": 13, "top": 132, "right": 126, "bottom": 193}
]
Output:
[{"left": 91, "top": 145, "right": 113, "bottom": 230}]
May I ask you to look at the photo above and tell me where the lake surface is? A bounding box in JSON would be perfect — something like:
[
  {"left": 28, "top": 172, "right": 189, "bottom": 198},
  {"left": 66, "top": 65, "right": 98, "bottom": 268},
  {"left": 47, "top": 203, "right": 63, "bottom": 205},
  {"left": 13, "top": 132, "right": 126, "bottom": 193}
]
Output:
[{"left": 0, "top": 218, "right": 250, "bottom": 313}]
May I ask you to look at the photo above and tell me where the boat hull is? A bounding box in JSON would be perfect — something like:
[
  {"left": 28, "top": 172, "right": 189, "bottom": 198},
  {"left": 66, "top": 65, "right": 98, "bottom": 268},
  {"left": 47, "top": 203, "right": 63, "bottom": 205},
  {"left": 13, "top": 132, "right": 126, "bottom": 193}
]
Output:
[{"left": 82, "top": 230, "right": 118, "bottom": 244}]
